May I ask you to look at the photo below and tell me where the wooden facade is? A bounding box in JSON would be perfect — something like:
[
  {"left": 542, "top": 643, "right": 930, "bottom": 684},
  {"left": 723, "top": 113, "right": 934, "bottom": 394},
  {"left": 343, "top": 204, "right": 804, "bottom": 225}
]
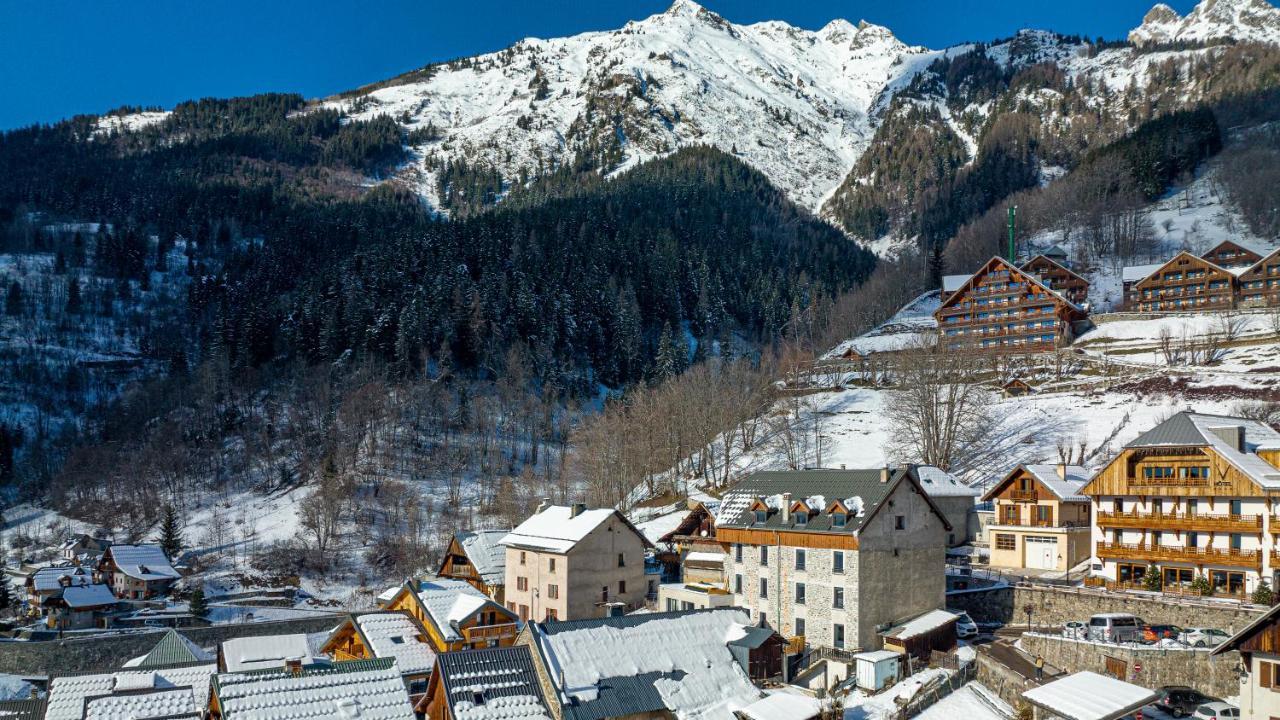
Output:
[
  {"left": 716, "top": 527, "right": 859, "bottom": 550},
  {"left": 386, "top": 584, "right": 520, "bottom": 652},
  {"left": 1128, "top": 252, "right": 1237, "bottom": 312},
  {"left": 1021, "top": 255, "right": 1089, "bottom": 306},
  {"left": 982, "top": 465, "right": 1091, "bottom": 572},
  {"left": 1237, "top": 248, "right": 1280, "bottom": 308},
  {"left": 1201, "top": 240, "right": 1262, "bottom": 270},
  {"left": 935, "top": 256, "right": 1085, "bottom": 353}
]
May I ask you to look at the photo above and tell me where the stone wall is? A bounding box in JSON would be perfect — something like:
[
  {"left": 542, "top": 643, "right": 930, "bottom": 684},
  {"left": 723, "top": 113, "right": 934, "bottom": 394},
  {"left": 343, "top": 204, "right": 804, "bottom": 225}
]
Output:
[
  {"left": 0, "top": 614, "right": 342, "bottom": 675},
  {"left": 946, "top": 584, "right": 1263, "bottom": 632},
  {"left": 975, "top": 648, "right": 1037, "bottom": 711},
  {"left": 1019, "top": 633, "right": 1243, "bottom": 698}
]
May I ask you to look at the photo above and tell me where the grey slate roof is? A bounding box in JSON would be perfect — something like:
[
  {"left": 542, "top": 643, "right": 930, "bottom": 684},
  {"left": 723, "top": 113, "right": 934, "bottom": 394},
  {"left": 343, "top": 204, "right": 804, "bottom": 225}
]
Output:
[
  {"left": 1127, "top": 412, "right": 1214, "bottom": 447},
  {"left": 561, "top": 671, "right": 677, "bottom": 720},
  {"left": 435, "top": 645, "right": 552, "bottom": 718},
  {"left": 1124, "top": 411, "right": 1280, "bottom": 490},
  {"left": 715, "top": 468, "right": 909, "bottom": 534},
  {"left": 0, "top": 700, "right": 44, "bottom": 720},
  {"left": 456, "top": 529, "right": 509, "bottom": 586},
  {"left": 133, "top": 629, "right": 213, "bottom": 668},
  {"left": 727, "top": 625, "right": 777, "bottom": 650},
  {"left": 538, "top": 606, "right": 733, "bottom": 636}
]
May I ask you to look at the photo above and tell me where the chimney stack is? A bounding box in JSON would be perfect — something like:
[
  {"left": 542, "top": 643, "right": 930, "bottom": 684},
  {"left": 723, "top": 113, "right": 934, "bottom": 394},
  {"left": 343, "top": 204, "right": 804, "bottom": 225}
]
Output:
[
  {"left": 781, "top": 493, "right": 792, "bottom": 523},
  {"left": 1209, "top": 425, "right": 1246, "bottom": 452},
  {"left": 880, "top": 467, "right": 891, "bottom": 483},
  {"left": 1056, "top": 463, "right": 1067, "bottom": 481},
  {"left": 536, "top": 498, "right": 551, "bottom": 514},
  {"left": 285, "top": 657, "right": 303, "bottom": 676},
  {"left": 570, "top": 502, "right": 587, "bottom": 518}
]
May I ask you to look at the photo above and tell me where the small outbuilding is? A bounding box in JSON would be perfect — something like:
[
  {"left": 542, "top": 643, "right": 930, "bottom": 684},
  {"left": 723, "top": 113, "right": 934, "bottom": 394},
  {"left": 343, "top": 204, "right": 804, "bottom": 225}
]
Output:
[
  {"left": 728, "top": 623, "right": 788, "bottom": 681},
  {"left": 879, "top": 609, "right": 957, "bottom": 664},
  {"left": 852, "top": 650, "right": 902, "bottom": 692},
  {"left": 1021, "top": 671, "right": 1156, "bottom": 720},
  {"left": 1000, "top": 378, "right": 1035, "bottom": 397}
]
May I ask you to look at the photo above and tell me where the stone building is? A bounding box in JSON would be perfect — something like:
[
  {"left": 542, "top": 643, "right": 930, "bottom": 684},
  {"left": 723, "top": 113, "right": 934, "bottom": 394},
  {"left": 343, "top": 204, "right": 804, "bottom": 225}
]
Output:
[
  {"left": 500, "top": 503, "right": 652, "bottom": 621},
  {"left": 1212, "top": 601, "right": 1280, "bottom": 720},
  {"left": 716, "top": 467, "right": 951, "bottom": 651}
]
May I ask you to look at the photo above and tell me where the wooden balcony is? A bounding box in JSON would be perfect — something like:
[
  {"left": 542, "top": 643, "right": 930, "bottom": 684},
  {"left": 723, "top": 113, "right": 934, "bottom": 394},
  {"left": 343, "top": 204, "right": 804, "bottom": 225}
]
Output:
[
  {"left": 463, "top": 622, "right": 518, "bottom": 644},
  {"left": 1096, "top": 511, "right": 1262, "bottom": 533},
  {"left": 1008, "top": 490, "right": 1039, "bottom": 502},
  {"left": 333, "top": 648, "right": 364, "bottom": 662},
  {"left": 1096, "top": 541, "right": 1261, "bottom": 569}
]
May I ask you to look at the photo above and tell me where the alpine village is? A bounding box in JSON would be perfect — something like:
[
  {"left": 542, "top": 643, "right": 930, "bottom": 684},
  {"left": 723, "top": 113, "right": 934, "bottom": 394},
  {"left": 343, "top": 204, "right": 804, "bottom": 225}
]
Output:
[{"left": 3, "top": 0, "right": 1280, "bottom": 718}]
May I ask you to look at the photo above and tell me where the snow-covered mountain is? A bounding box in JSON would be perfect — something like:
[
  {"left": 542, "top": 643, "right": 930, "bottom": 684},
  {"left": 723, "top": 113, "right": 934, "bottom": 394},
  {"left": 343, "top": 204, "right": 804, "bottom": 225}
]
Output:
[
  {"left": 317, "top": 0, "right": 1278, "bottom": 220},
  {"left": 1129, "top": 0, "right": 1280, "bottom": 46}
]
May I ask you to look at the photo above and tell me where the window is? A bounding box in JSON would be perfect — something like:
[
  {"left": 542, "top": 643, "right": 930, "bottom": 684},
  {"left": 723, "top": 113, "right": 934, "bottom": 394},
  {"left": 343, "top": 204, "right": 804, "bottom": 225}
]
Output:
[
  {"left": 1259, "top": 659, "right": 1279, "bottom": 689},
  {"left": 795, "top": 582, "right": 806, "bottom": 605},
  {"left": 520, "top": 552, "right": 527, "bottom": 565},
  {"left": 895, "top": 515, "right": 905, "bottom": 530},
  {"left": 755, "top": 510, "right": 768, "bottom": 523},
  {"left": 795, "top": 549, "right": 806, "bottom": 571},
  {"left": 833, "top": 587, "right": 844, "bottom": 609},
  {"left": 1152, "top": 530, "right": 1163, "bottom": 546},
  {"left": 995, "top": 534, "right": 1016, "bottom": 551},
  {"left": 833, "top": 623, "right": 845, "bottom": 649},
  {"left": 667, "top": 599, "right": 677, "bottom": 611},
  {"left": 760, "top": 546, "right": 769, "bottom": 566},
  {"left": 516, "top": 576, "right": 529, "bottom": 591},
  {"left": 619, "top": 580, "right": 626, "bottom": 594},
  {"left": 546, "top": 608, "right": 558, "bottom": 621},
  {"left": 549, "top": 558, "right": 556, "bottom": 572},
  {"left": 760, "top": 578, "right": 768, "bottom": 599},
  {"left": 832, "top": 514, "right": 846, "bottom": 528},
  {"left": 618, "top": 553, "right": 626, "bottom": 567},
  {"left": 734, "top": 544, "right": 743, "bottom": 562},
  {"left": 734, "top": 574, "right": 743, "bottom": 594},
  {"left": 795, "top": 618, "right": 806, "bottom": 637},
  {"left": 519, "top": 604, "right": 529, "bottom": 621},
  {"left": 682, "top": 601, "right": 694, "bottom": 611},
  {"left": 547, "top": 584, "right": 559, "bottom": 599},
  {"left": 601, "top": 586, "right": 608, "bottom": 602},
  {"left": 833, "top": 551, "right": 844, "bottom": 574}
]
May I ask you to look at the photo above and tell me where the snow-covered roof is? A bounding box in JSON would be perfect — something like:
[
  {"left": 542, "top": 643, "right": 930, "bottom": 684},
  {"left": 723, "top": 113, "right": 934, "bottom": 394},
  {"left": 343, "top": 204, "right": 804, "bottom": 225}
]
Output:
[
  {"left": 212, "top": 657, "right": 416, "bottom": 720},
  {"left": 54, "top": 583, "right": 117, "bottom": 609},
  {"left": 1127, "top": 412, "right": 1280, "bottom": 489},
  {"left": 1022, "top": 671, "right": 1156, "bottom": 720},
  {"left": 417, "top": 579, "right": 499, "bottom": 642},
  {"left": 822, "top": 291, "right": 939, "bottom": 359},
  {"left": 45, "top": 664, "right": 216, "bottom": 720},
  {"left": 915, "top": 466, "right": 981, "bottom": 498},
  {"left": 1022, "top": 465, "right": 1090, "bottom": 502},
  {"left": 737, "top": 693, "right": 821, "bottom": 720},
  {"left": 684, "top": 551, "right": 724, "bottom": 564},
  {"left": 377, "top": 585, "right": 402, "bottom": 603},
  {"left": 123, "top": 629, "right": 214, "bottom": 668},
  {"left": 354, "top": 613, "right": 436, "bottom": 675},
  {"left": 1121, "top": 263, "right": 1163, "bottom": 283},
  {"left": 881, "top": 610, "right": 957, "bottom": 640},
  {"left": 941, "top": 274, "right": 972, "bottom": 292},
  {"left": 434, "top": 645, "right": 553, "bottom": 720},
  {"left": 852, "top": 650, "right": 900, "bottom": 663},
  {"left": 221, "top": 633, "right": 320, "bottom": 672},
  {"left": 104, "top": 544, "right": 179, "bottom": 582},
  {"left": 84, "top": 687, "right": 198, "bottom": 720},
  {"left": 29, "top": 565, "right": 89, "bottom": 592},
  {"left": 501, "top": 506, "right": 621, "bottom": 553},
  {"left": 455, "top": 529, "right": 510, "bottom": 586},
  {"left": 533, "top": 608, "right": 762, "bottom": 720}
]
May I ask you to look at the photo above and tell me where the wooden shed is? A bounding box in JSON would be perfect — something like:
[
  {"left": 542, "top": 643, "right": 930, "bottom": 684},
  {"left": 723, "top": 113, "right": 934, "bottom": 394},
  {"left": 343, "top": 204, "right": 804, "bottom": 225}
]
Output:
[
  {"left": 879, "top": 609, "right": 957, "bottom": 665},
  {"left": 728, "top": 624, "right": 787, "bottom": 681}
]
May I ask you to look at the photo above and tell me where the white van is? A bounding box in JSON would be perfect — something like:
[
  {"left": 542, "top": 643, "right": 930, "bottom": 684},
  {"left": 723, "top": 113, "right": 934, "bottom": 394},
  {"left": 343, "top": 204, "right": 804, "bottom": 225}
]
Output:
[{"left": 1088, "top": 613, "right": 1142, "bottom": 643}]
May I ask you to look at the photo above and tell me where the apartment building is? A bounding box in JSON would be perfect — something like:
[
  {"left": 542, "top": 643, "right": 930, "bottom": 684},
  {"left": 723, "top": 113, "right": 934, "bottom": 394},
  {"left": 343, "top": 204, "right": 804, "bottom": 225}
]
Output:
[
  {"left": 1201, "top": 239, "right": 1264, "bottom": 270},
  {"left": 1021, "top": 254, "right": 1090, "bottom": 306},
  {"left": 982, "top": 464, "right": 1091, "bottom": 572},
  {"left": 716, "top": 467, "right": 950, "bottom": 651},
  {"left": 1126, "top": 251, "right": 1238, "bottom": 312},
  {"left": 935, "top": 256, "right": 1087, "bottom": 352},
  {"left": 1083, "top": 412, "right": 1280, "bottom": 599},
  {"left": 1238, "top": 248, "right": 1280, "bottom": 308},
  {"left": 500, "top": 503, "right": 652, "bottom": 621}
]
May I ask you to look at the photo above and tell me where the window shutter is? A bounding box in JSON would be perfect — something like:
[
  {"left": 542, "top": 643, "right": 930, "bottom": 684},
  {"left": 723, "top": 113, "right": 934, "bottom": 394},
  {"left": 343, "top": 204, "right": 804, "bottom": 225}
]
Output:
[{"left": 1262, "top": 660, "right": 1274, "bottom": 689}]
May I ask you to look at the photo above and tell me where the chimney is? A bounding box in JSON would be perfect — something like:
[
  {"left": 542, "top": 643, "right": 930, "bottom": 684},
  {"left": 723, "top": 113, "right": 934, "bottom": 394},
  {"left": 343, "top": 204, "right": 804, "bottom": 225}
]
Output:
[
  {"left": 1209, "top": 425, "right": 1246, "bottom": 452},
  {"left": 285, "top": 657, "right": 304, "bottom": 675},
  {"left": 781, "top": 493, "right": 792, "bottom": 523},
  {"left": 840, "top": 464, "right": 847, "bottom": 470},
  {"left": 880, "top": 467, "right": 891, "bottom": 483},
  {"left": 536, "top": 498, "right": 551, "bottom": 514},
  {"left": 570, "top": 503, "right": 587, "bottom": 518},
  {"left": 1056, "top": 463, "right": 1068, "bottom": 481}
]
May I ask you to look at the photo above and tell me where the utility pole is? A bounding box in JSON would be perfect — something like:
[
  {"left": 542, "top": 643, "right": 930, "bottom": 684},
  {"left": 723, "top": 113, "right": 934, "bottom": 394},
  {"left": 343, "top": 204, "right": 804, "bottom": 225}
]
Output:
[{"left": 1007, "top": 205, "right": 1018, "bottom": 261}]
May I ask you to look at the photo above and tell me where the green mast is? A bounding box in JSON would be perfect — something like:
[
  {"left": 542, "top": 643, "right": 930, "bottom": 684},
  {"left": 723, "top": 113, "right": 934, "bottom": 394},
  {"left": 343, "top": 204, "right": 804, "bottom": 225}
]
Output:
[{"left": 1007, "top": 205, "right": 1017, "bottom": 261}]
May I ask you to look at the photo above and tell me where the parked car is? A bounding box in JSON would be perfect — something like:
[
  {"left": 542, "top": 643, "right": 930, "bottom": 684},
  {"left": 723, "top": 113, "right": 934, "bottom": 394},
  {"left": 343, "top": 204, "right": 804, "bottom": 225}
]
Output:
[
  {"left": 1062, "top": 621, "right": 1088, "bottom": 640},
  {"left": 1141, "top": 623, "right": 1184, "bottom": 644},
  {"left": 1194, "top": 701, "right": 1240, "bottom": 718},
  {"left": 1181, "top": 628, "right": 1231, "bottom": 648},
  {"left": 954, "top": 611, "right": 978, "bottom": 639},
  {"left": 1088, "top": 613, "right": 1143, "bottom": 643},
  {"left": 1154, "top": 686, "right": 1218, "bottom": 718}
]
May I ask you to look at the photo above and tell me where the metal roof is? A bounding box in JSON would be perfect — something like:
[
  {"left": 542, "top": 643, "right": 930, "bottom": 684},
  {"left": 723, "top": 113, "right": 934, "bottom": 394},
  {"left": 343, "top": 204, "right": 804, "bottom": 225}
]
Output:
[
  {"left": 133, "top": 629, "right": 212, "bottom": 668},
  {"left": 562, "top": 671, "right": 676, "bottom": 720},
  {"left": 715, "top": 468, "right": 908, "bottom": 534},
  {"left": 0, "top": 700, "right": 44, "bottom": 720},
  {"left": 1126, "top": 412, "right": 1211, "bottom": 447},
  {"left": 538, "top": 606, "right": 732, "bottom": 635},
  {"left": 212, "top": 657, "right": 416, "bottom": 720},
  {"left": 435, "top": 645, "right": 552, "bottom": 718},
  {"left": 727, "top": 625, "right": 777, "bottom": 650},
  {"left": 455, "top": 529, "right": 509, "bottom": 586}
]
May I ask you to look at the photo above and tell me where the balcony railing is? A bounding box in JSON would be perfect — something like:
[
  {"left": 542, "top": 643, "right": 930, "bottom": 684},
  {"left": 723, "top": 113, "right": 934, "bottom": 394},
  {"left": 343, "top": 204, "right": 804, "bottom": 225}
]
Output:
[
  {"left": 1008, "top": 490, "right": 1038, "bottom": 502},
  {"left": 994, "top": 518, "right": 1088, "bottom": 529},
  {"left": 1096, "top": 542, "right": 1261, "bottom": 569},
  {"left": 1097, "top": 511, "right": 1262, "bottom": 533},
  {"left": 463, "top": 622, "right": 518, "bottom": 643}
]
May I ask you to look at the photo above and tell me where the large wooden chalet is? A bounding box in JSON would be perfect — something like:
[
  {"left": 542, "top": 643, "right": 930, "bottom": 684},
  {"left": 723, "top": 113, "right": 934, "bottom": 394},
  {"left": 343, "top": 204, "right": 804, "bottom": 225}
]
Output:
[
  {"left": 384, "top": 578, "right": 520, "bottom": 652},
  {"left": 1126, "top": 251, "right": 1238, "bottom": 313},
  {"left": 1238, "top": 247, "right": 1280, "bottom": 308},
  {"left": 436, "top": 529, "right": 508, "bottom": 604},
  {"left": 1021, "top": 254, "right": 1089, "bottom": 306},
  {"left": 935, "top": 256, "right": 1087, "bottom": 352},
  {"left": 1201, "top": 239, "right": 1263, "bottom": 270}
]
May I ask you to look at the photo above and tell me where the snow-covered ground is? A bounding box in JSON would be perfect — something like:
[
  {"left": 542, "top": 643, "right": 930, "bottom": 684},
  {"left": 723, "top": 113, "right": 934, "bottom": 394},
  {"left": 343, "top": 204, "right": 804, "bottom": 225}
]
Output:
[
  {"left": 823, "top": 292, "right": 939, "bottom": 359},
  {"left": 911, "top": 683, "right": 1011, "bottom": 720}
]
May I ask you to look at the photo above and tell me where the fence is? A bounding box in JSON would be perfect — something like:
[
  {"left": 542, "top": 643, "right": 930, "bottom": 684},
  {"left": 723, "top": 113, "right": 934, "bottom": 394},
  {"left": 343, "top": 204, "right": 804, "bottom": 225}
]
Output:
[{"left": 894, "top": 661, "right": 978, "bottom": 719}]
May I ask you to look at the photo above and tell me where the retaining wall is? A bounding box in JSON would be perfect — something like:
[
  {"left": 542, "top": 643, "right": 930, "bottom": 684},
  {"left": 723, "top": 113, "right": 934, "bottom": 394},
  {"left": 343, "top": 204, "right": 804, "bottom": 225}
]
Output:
[
  {"left": 0, "top": 614, "right": 342, "bottom": 675},
  {"left": 1019, "top": 633, "right": 1243, "bottom": 698}
]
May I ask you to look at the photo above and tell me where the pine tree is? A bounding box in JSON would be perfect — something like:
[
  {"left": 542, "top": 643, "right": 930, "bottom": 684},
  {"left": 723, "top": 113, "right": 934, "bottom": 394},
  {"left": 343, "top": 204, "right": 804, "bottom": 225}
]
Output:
[
  {"left": 157, "top": 504, "right": 184, "bottom": 559},
  {"left": 0, "top": 570, "right": 12, "bottom": 614},
  {"left": 65, "top": 277, "right": 82, "bottom": 315},
  {"left": 188, "top": 586, "right": 208, "bottom": 618},
  {"left": 4, "top": 282, "right": 22, "bottom": 317}
]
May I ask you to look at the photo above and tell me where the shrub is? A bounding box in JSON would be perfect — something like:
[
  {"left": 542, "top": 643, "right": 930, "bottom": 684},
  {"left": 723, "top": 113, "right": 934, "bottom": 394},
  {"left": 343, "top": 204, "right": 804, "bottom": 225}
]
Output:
[
  {"left": 1254, "top": 580, "right": 1274, "bottom": 606},
  {"left": 1142, "top": 568, "right": 1162, "bottom": 592},
  {"left": 1190, "top": 574, "right": 1214, "bottom": 596}
]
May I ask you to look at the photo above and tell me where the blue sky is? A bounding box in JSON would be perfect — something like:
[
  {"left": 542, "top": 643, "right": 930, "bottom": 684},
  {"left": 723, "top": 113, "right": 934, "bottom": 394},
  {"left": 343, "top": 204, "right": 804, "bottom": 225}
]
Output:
[{"left": 0, "top": 0, "right": 1200, "bottom": 130}]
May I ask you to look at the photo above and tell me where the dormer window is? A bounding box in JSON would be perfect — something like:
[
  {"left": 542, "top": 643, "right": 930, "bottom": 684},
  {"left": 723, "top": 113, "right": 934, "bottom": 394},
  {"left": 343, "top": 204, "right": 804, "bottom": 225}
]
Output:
[
  {"left": 832, "top": 514, "right": 847, "bottom": 528},
  {"left": 795, "top": 513, "right": 807, "bottom": 526},
  {"left": 754, "top": 510, "right": 768, "bottom": 523}
]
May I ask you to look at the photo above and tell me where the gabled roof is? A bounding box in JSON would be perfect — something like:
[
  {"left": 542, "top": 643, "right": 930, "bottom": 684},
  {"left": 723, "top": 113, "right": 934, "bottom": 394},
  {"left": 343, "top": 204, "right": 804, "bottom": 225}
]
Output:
[
  {"left": 1132, "top": 251, "right": 1234, "bottom": 289},
  {"left": 212, "top": 657, "right": 416, "bottom": 720},
  {"left": 127, "top": 629, "right": 214, "bottom": 668},
  {"left": 1241, "top": 246, "right": 1280, "bottom": 278},
  {"left": 1202, "top": 238, "right": 1266, "bottom": 261},
  {"left": 450, "top": 530, "right": 509, "bottom": 586},
  {"left": 881, "top": 609, "right": 958, "bottom": 640},
  {"left": 1211, "top": 600, "right": 1280, "bottom": 657},
  {"left": 1121, "top": 262, "right": 1164, "bottom": 283},
  {"left": 1122, "top": 411, "right": 1280, "bottom": 490},
  {"left": 1021, "top": 254, "right": 1088, "bottom": 286},
  {"left": 941, "top": 274, "right": 972, "bottom": 293},
  {"left": 915, "top": 465, "right": 981, "bottom": 498},
  {"left": 501, "top": 506, "right": 652, "bottom": 554},
  {"left": 1043, "top": 244, "right": 1069, "bottom": 258},
  {"left": 102, "top": 545, "right": 179, "bottom": 582},
  {"left": 716, "top": 467, "right": 953, "bottom": 535},
  {"left": 47, "top": 583, "right": 116, "bottom": 609},
  {"left": 935, "top": 256, "right": 1083, "bottom": 315},
  {"left": 350, "top": 612, "right": 436, "bottom": 675},
  {"left": 221, "top": 633, "right": 322, "bottom": 672},
  {"left": 530, "top": 608, "right": 762, "bottom": 720},
  {"left": 983, "top": 464, "right": 1090, "bottom": 503},
  {"left": 414, "top": 579, "right": 511, "bottom": 643},
  {"left": 657, "top": 501, "right": 720, "bottom": 544},
  {"left": 1022, "top": 671, "right": 1156, "bottom": 720},
  {"left": 29, "top": 565, "right": 90, "bottom": 592},
  {"left": 0, "top": 700, "right": 44, "bottom": 720},
  {"left": 84, "top": 686, "right": 200, "bottom": 719},
  {"left": 45, "top": 663, "right": 216, "bottom": 720},
  {"left": 429, "top": 645, "right": 552, "bottom": 720}
]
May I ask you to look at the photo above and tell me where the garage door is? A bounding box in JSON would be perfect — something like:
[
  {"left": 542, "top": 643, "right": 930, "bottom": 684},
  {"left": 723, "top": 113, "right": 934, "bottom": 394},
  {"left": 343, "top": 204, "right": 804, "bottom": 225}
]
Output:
[{"left": 1025, "top": 535, "right": 1058, "bottom": 570}]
